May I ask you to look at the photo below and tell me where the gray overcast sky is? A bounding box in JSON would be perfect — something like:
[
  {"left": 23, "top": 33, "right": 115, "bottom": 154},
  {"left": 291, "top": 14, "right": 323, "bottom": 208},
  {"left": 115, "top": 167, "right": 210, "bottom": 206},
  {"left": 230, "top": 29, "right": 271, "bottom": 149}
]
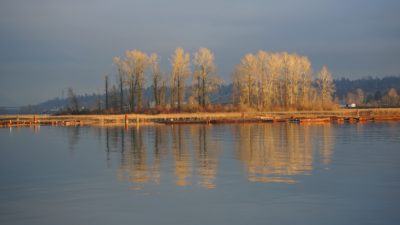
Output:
[{"left": 1, "top": 0, "right": 400, "bottom": 106}]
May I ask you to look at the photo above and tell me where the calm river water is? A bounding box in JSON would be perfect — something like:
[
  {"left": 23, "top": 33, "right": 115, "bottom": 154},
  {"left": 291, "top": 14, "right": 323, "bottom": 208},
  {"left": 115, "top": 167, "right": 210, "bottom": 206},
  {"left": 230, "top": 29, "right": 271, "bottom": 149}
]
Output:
[{"left": 1, "top": 123, "right": 400, "bottom": 225}]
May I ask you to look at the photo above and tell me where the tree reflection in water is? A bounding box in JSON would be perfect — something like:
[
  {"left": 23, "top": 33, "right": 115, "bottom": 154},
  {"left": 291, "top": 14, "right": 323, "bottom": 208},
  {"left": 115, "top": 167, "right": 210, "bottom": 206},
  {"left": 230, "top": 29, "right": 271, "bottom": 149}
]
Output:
[
  {"left": 234, "top": 123, "right": 334, "bottom": 183},
  {"left": 67, "top": 124, "right": 334, "bottom": 189}
]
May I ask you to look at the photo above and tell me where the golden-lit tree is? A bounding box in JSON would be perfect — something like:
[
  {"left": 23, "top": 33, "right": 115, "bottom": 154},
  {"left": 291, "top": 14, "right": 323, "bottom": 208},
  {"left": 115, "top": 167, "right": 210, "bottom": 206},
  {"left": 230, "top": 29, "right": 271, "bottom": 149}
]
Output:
[
  {"left": 232, "top": 65, "right": 242, "bottom": 105},
  {"left": 280, "top": 52, "right": 292, "bottom": 108},
  {"left": 255, "top": 51, "right": 269, "bottom": 109},
  {"left": 316, "top": 66, "right": 335, "bottom": 109},
  {"left": 170, "top": 48, "right": 191, "bottom": 111},
  {"left": 233, "top": 51, "right": 321, "bottom": 110},
  {"left": 126, "top": 50, "right": 149, "bottom": 111},
  {"left": 233, "top": 53, "right": 258, "bottom": 108},
  {"left": 149, "top": 53, "right": 166, "bottom": 107},
  {"left": 266, "top": 53, "right": 281, "bottom": 108},
  {"left": 192, "top": 48, "right": 221, "bottom": 108},
  {"left": 111, "top": 48, "right": 338, "bottom": 112},
  {"left": 298, "top": 56, "right": 313, "bottom": 109},
  {"left": 113, "top": 50, "right": 149, "bottom": 112}
]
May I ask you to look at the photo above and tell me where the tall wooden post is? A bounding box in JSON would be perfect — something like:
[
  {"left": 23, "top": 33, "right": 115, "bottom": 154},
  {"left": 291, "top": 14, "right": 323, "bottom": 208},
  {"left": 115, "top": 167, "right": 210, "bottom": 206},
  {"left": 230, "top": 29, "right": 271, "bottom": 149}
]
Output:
[{"left": 125, "top": 113, "right": 128, "bottom": 129}]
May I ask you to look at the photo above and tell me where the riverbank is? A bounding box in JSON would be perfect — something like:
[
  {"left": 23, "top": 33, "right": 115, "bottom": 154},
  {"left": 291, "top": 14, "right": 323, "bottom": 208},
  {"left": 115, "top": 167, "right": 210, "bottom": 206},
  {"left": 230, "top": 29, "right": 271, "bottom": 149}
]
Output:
[{"left": 1, "top": 108, "right": 400, "bottom": 128}]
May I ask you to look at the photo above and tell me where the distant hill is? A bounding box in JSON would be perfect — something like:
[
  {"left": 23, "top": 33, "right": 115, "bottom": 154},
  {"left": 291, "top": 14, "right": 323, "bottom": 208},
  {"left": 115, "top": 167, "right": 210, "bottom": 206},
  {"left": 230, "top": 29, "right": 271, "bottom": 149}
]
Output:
[
  {"left": 334, "top": 76, "right": 400, "bottom": 100},
  {"left": 1, "top": 84, "right": 234, "bottom": 114}
]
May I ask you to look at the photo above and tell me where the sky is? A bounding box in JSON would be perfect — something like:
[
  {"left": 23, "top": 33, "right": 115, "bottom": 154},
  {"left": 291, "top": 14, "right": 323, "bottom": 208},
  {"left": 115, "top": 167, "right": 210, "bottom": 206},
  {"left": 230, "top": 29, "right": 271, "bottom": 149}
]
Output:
[{"left": 1, "top": 0, "right": 400, "bottom": 106}]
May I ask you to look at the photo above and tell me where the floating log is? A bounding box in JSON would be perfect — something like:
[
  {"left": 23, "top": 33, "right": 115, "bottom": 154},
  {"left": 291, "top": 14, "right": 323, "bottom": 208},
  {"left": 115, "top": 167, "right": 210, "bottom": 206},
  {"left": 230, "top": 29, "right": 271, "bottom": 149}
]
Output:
[{"left": 299, "top": 118, "right": 331, "bottom": 124}]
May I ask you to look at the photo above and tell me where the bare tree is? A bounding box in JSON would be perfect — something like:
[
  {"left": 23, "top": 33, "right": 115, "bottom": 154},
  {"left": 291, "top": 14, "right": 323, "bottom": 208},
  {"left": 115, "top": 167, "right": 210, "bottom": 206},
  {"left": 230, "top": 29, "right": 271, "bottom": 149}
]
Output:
[
  {"left": 233, "top": 51, "right": 333, "bottom": 111},
  {"left": 149, "top": 53, "right": 164, "bottom": 108},
  {"left": 232, "top": 65, "right": 243, "bottom": 106},
  {"left": 266, "top": 53, "right": 281, "bottom": 108},
  {"left": 316, "top": 66, "right": 335, "bottom": 108},
  {"left": 113, "top": 57, "right": 126, "bottom": 113},
  {"left": 126, "top": 50, "right": 149, "bottom": 111},
  {"left": 113, "top": 57, "right": 129, "bottom": 112},
  {"left": 255, "top": 51, "right": 269, "bottom": 109},
  {"left": 114, "top": 50, "right": 149, "bottom": 112},
  {"left": 67, "top": 88, "right": 79, "bottom": 114},
  {"left": 192, "top": 48, "right": 221, "bottom": 108},
  {"left": 170, "top": 48, "right": 191, "bottom": 111},
  {"left": 383, "top": 88, "right": 399, "bottom": 106},
  {"left": 159, "top": 78, "right": 167, "bottom": 107},
  {"left": 298, "top": 56, "right": 313, "bottom": 109},
  {"left": 110, "top": 85, "right": 119, "bottom": 112},
  {"left": 281, "top": 52, "right": 294, "bottom": 108},
  {"left": 355, "top": 88, "right": 365, "bottom": 105},
  {"left": 235, "top": 53, "right": 258, "bottom": 108}
]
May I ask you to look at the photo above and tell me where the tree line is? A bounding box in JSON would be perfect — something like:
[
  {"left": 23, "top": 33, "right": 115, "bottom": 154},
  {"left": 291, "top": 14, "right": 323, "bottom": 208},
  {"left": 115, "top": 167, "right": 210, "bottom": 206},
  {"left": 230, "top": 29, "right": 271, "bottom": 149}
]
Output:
[
  {"left": 94, "top": 47, "right": 335, "bottom": 114},
  {"left": 232, "top": 51, "right": 335, "bottom": 110},
  {"left": 109, "top": 47, "right": 222, "bottom": 113}
]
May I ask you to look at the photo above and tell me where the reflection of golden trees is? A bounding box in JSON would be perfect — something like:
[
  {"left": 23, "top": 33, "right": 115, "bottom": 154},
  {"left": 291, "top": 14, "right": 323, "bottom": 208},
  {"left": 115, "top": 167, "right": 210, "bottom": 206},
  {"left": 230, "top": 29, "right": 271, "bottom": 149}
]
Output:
[
  {"left": 112, "top": 125, "right": 223, "bottom": 188},
  {"left": 116, "top": 126, "right": 170, "bottom": 187},
  {"left": 191, "top": 125, "right": 221, "bottom": 189},
  {"left": 235, "top": 124, "right": 334, "bottom": 183},
  {"left": 118, "top": 128, "right": 149, "bottom": 184},
  {"left": 104, "top": 123, "right": 335, "bottom": 188},
  {"left": 320, "top": 124, "right": 334, "bottom": 165},
  {"left": 151, "top": 126, "right": 168, "bottom": 184},
  {"left": 172, "top": 126, "right": 192, "bottom": 186}
]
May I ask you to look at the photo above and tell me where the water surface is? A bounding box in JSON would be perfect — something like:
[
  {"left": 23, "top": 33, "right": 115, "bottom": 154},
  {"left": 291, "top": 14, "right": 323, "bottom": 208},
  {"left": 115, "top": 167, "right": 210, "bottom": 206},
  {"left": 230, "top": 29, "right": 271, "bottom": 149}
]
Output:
[{"left": 1, "top": 123, "right": 400, "bottom": 225}]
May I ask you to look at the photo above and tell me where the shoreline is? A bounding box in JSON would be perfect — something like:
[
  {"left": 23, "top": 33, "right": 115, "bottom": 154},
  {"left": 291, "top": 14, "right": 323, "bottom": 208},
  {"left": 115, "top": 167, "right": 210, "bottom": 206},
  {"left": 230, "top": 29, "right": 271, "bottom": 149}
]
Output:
[{"left": 1, "top": 108, "right": 400, "bottom": 128}]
